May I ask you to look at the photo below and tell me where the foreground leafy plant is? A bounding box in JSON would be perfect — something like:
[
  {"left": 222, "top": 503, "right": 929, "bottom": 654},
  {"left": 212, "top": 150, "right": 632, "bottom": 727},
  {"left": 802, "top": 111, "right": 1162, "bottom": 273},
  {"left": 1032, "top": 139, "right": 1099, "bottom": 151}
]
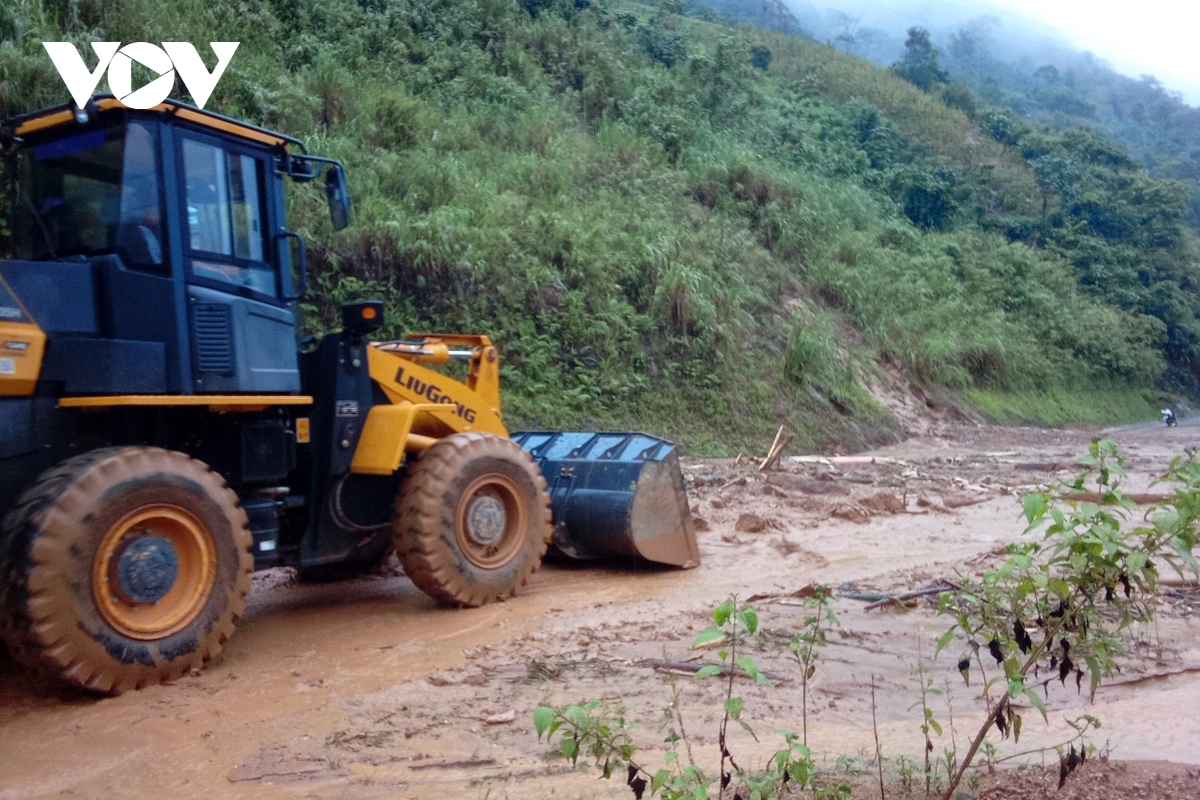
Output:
[
  {"left": 787, "top": 584, "right": 838, "bottom": 749},
  {"left": 536, "top": 597, "right": 817, "bottom": 799},
  {"left": 935, "top": 439, "right": 1199, "bottom": 799}
]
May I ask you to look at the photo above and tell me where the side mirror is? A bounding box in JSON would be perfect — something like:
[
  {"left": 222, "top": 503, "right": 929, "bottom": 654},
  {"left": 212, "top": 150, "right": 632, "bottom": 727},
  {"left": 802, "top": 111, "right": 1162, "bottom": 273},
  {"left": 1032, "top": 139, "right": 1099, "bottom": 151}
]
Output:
[{"left": 325, "top": 165, "right": 351, "bottom": 231}]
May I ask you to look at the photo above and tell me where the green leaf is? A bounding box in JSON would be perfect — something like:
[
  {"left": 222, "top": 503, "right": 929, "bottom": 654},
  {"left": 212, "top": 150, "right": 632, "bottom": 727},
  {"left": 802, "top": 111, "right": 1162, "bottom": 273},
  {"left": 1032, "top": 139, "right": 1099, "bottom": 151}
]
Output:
[
  {"left": 713, "top": 599, "right": 735, "bottom": 626},
  {"left": 737, "top": 606, "right": 759, "bottom": 635},
  {"left": 1023, "top": 688, "right": 1048, "bottom": 722},
  {"left": 694, "top": 664, "right": 723, "bottom": 679},
  {"left": 735, "top": 655, "right": 760, "bottom": 681},
  {"left": 935, "top": 626, "right": 956, "bottom": 656},
  {"left": 1012, "top": 711, "right": 1022, "bottom": 743},
  {"left": 692, "top": 627, "right": 725, "bottom": 648},
  {"left": 928, "top": 718, "right": 942, "bottom": 736},
  {"left": 724, "top": 696, "right": 744, "bottom": 718},
  {"left": 561, "top": 736, "right": 578, "bottom": 761},
  {"left": 652, "top": 769, "right": 670, "bottom": 793},
  {"left": 533, "top": 706, "right": 554, "bottom": 738},
  {"left": 1022, "top": 492, "right": 1048, "bottom": 524}
]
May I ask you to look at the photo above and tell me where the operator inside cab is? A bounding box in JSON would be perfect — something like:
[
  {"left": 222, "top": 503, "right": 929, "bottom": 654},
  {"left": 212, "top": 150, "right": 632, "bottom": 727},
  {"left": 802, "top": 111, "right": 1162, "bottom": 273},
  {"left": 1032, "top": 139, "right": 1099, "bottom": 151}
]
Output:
[{"left": 13, "top": 121, "right": 164, "bottom": 270}]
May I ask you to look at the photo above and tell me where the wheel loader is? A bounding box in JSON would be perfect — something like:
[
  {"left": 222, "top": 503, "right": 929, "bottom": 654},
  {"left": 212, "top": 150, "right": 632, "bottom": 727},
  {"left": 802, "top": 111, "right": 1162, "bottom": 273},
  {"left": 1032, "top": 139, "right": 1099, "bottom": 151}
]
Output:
[{"left": 0, "top": 97, "right": 699, "bottom": 694}]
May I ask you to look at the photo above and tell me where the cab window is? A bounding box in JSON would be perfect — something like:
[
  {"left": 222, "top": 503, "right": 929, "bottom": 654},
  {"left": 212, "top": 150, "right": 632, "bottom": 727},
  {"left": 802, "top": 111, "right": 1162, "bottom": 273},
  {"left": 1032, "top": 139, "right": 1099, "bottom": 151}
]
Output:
[
  {"left": 14, "top": 122, "right": 164, "bottom": 270},
  {"left": 181, "top": 137, "right": 274, "bottom": 296}
]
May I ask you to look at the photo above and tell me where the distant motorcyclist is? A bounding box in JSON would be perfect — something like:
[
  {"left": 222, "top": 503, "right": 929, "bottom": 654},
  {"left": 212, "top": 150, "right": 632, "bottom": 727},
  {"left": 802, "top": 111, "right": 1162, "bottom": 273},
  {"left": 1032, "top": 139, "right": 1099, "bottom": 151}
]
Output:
[{"left": 1162, "top": 408, "right": 1178, "bottom": 427}]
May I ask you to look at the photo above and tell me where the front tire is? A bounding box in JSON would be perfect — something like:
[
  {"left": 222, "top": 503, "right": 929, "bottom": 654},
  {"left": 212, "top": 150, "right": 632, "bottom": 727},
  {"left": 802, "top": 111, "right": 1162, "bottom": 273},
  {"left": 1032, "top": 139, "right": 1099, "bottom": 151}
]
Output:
[
  {"left": 394, "top": 433, "right": 551, "bottom": 606},
  {"left": 0, "top": 448, "right": 252, "bottom": 693}
]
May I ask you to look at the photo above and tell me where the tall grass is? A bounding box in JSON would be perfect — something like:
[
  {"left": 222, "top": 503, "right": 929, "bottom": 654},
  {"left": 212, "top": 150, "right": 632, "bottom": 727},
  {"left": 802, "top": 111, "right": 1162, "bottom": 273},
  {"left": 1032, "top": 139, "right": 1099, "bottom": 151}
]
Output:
[{"left": 0, "top": 0, "right": 1184, "bottom": 449}]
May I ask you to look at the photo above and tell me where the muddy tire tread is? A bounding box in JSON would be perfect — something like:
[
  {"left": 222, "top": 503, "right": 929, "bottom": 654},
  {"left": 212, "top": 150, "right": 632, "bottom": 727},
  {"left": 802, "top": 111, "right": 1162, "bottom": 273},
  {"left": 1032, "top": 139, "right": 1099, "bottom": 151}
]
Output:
[
  {"left": 0, "top": 447, "right": 252, "bottom": 693},
  {"left": 394, "top": 433, "right": 550, "bottom": 607}
]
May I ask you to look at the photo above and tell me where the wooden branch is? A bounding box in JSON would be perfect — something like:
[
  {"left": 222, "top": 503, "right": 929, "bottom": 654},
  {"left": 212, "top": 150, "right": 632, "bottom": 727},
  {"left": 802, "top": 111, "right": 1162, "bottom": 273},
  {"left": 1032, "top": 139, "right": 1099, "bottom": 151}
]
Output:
[
  {"left": 760, "top": 434, "right": 794, "bottom": 472},
  {"left": 1101, "top": 664, "right": 1200, "bottom": 688},
  {"left": 643, "top": 658, "right": 784, "bottom": 683},
  {"left": 790, "top": 455, "right": 911, "bottom": 467},
  {"left": 765, "top": 425, "right": 783, "bottom": 462},
  {"left": 409, "top": 757, "right": 498, "bottom": 770},
  {"left": 864, "top": 582, "right": 960, "bottom": 611}
]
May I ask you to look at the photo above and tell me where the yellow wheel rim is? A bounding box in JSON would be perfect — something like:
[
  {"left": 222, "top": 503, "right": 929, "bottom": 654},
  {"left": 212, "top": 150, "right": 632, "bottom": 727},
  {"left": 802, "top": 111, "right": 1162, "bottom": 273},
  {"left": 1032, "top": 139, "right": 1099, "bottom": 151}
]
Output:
[
  {"left": 92, "top": 505, "right": 216, "bottom": 640},
  {"left": 455, "top": 475, "right": 527, "bottom": 570}
]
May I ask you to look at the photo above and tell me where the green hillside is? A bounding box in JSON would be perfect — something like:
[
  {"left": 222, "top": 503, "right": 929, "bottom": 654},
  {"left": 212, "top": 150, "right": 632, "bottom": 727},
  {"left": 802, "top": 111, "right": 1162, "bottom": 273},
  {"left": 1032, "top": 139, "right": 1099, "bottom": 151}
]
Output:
[{"left": 2, "top": 0, "right": 1191, "bottom": 452}]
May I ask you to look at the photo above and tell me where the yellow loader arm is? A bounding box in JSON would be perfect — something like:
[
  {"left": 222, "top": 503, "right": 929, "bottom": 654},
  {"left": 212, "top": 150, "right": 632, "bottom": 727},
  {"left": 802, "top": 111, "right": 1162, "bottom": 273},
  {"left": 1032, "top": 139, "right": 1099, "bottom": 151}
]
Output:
[{"left": 350, "top": 334, "right": 508, "bottom": 476}]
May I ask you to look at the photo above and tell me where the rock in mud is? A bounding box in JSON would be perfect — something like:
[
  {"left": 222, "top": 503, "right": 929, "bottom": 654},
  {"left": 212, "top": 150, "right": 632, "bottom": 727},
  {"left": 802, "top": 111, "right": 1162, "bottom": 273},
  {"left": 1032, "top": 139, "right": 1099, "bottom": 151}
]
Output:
[
  {"left": 859, "top": 491, "right": 905, "bottom": 515},
  {"left": 735, "top": 513, "right": 776, "bottom": 533}
]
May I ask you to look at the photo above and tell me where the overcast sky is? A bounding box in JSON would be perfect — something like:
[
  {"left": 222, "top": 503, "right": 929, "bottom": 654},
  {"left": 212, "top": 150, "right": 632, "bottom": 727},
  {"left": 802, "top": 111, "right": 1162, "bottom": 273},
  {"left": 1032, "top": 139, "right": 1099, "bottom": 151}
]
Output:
[
  {"left": 803, "top": 0, "right": 1200, "bottom": 105},
  {"left": 990, "top": 0, "right": 1200, "bottom": 104}
]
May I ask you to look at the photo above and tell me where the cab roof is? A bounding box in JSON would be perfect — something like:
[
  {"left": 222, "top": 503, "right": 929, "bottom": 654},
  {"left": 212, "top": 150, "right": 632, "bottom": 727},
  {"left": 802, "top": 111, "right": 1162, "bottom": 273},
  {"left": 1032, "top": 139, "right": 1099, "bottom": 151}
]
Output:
[{"left": 5, "top": 96, "right": 306, "bottom": 153}]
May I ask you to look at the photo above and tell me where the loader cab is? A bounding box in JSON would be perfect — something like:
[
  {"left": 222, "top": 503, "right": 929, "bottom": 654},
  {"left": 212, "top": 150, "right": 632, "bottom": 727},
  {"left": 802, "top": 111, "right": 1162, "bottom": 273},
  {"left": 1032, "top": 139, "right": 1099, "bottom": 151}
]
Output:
[{"left": 1, "top": 98, "right": 346, "bottom": 397}]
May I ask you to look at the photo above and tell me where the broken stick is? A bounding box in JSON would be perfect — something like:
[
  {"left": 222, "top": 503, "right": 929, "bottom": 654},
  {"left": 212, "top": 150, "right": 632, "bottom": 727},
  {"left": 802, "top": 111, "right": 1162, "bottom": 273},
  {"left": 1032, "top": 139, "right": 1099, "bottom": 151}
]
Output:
[
  {"left": 760, "top": 434, "right": 794, "bottom": 472},
  {"left": 864, "top": 582, "right": 960, "bottom": 611}
]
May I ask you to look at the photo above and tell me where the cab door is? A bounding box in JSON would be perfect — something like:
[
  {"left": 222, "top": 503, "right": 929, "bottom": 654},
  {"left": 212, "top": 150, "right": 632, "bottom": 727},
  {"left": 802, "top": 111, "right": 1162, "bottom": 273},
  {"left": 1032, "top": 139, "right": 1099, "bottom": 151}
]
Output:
[{"left": 175, "top": 131, "right": 300, "bottom": 393}]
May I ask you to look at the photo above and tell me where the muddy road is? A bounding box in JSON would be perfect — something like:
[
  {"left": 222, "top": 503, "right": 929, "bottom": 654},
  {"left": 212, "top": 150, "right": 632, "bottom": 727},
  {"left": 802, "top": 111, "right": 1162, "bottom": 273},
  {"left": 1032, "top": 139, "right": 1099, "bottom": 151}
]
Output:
[{"left": 2, "top": 422, "right": 1198, "bottom": 799}]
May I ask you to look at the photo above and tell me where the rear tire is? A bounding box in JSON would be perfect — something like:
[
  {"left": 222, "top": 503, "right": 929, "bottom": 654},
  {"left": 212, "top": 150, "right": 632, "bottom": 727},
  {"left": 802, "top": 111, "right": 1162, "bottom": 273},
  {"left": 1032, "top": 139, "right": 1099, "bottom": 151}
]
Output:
[
  {"left": 394, "top": 433, "right": 551, "bottom": 606},
  {"left": 0, "top": 448, "right": 252, "bottom": 693}
]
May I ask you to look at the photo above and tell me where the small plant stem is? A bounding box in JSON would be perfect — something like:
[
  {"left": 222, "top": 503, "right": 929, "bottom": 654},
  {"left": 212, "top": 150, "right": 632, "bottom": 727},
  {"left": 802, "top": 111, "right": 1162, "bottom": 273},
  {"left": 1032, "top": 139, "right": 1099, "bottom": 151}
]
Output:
[
  {"left": 718, "top": 616, "right": 738, "bottom": 800},
  {"left": 802, "top": 662, "right": 809, "bottom": 748},
  {"left": 798, "top": 586, "right": 830, "bottom": 749},
  {"left": 670, "top": 682, "right": 698, "bottom": 768},
  {"left": 990, "top": 730, "right": 1090, "bottom": 765},
  {"left": 872, "top": 675, "right": 886, "bottom": 800},
  {"left": 941, "top": 614, "right": 1068, "bottom": 800},
  {"left": 912, "top": 640, "right": 933, "bottom": 797}
]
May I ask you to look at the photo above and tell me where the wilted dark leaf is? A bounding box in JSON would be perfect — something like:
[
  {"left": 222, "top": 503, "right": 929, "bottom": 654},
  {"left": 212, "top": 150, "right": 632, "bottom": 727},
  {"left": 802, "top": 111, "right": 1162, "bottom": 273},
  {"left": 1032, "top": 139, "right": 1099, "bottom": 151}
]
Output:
[
  {"left": 1076, "top": 668, "right": 1085, "bottom": 693},
  {"left": 627, "top": 765, "right": 638, "bottom": 785},
  {"left": 1059, "top": 655, "right": 1073, "bottom": 684},
  {"left": 721, "top": 771, "right": 731, "bottom": 789},
  {"left": 1060, "top": 638, "right": 1071, "bottom": 657},
  {"left": 1050, "top": 655, "right": 1058, "bottom": 670},
  {"left": 629, "top": 775, "right": 647, "bottom": 799},
  {"left": 1014, "top": 620, "right": 1032, "bottom": 654},
  {"left": 958, "top": 656, "right": 971, "bottom": 683},
  {"left": 995, "top": 706, "right": 1008, "bottom": 738},
  {"left": 1050, "top": 599, "right": 1068, "bottom": 618},
  {"left": 1058, "top": 759, "right": 1069, "bottom": 789},
  {"left": 1120, "top": 572, "right": 1131, "bottom": 598},
  {"left": 988, "top": 638, "right": 1004, "bottom": 664},
  {"left": 1105, "top": 585, "right": 1114, "bottom": 602}
]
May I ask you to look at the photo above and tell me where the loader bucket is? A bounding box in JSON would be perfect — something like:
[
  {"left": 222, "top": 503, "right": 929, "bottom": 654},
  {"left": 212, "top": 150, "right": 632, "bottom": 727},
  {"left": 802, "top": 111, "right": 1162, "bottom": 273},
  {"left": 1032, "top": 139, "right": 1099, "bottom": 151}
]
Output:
[{"left": 511, "top": 432, "right": 700, "bottom": 568}]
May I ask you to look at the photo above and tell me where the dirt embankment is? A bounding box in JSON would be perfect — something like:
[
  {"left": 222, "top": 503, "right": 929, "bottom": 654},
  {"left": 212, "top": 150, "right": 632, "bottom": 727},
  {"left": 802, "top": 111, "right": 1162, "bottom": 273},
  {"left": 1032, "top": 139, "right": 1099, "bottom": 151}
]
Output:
[{"left": 1, "top": 422, "right": 1198, "bottom": 799}]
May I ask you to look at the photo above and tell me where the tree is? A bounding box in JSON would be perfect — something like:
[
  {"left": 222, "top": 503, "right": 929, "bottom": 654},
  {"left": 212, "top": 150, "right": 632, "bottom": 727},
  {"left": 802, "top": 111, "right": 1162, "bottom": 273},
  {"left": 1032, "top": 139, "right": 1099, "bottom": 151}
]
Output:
[
  {"left": 831, "top": 11, "right": 870, "bottom": 53},
  {"left": 890, "top": 27, "right": 948, "bottom": 92}
]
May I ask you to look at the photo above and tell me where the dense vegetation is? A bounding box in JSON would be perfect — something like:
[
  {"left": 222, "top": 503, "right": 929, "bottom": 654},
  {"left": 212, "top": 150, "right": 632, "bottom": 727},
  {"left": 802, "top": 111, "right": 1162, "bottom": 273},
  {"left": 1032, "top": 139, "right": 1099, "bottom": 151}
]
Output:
[{"left": 1, "top": 0, "right": 1193, "bottom": 452}]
